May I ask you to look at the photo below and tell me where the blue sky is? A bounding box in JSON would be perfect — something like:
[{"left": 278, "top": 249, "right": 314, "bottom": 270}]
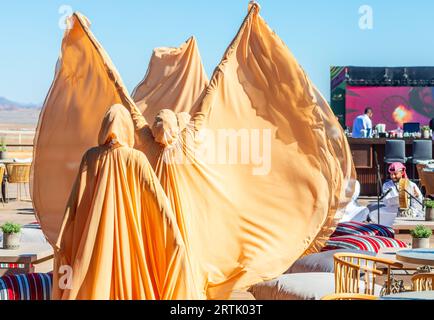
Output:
[{"left": 2, "top": 0, "right": 434, "bottom": 104}]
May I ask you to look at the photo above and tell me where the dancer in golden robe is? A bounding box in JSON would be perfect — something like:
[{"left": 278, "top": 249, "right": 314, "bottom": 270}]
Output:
[
  {"left": 52, "top": 104, "right": 203, "bottom": 300},
  {"left": 127, "top": 3, "right": 355, "bottom": 299}
]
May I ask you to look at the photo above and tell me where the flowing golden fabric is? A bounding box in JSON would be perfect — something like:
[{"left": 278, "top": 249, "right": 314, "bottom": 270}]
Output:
[
  {"left": 128, "top": 3, "right": 355, "bottom": 299},
  {"left": 33, "top": 5, "right": 355, "bottom": 300},
  {"left": 53, "top": 105, "right": 202, "bottom": 300},
  {"left": 132, "top": 36, "right": 209, "bottom": 120},
  {"left": 31, "top": 13, "right": 138, "bottom": 244}
]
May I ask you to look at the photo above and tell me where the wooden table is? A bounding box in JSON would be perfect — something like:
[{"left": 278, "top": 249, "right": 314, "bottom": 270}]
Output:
[
  {"left": 393, "top": 218, "right": 434, "bottom": 234},
  {"left": 377, "top": 248, "right": 419, "bottom": 271},
  {"left": 0, "top": 243, "right": 54, "bottom": 276},
  {"left": 396, "top": 249, "right": 434, "bottom": 266},
  {"left": 380, "top": 290, "right": 434, "bottom": 300}
]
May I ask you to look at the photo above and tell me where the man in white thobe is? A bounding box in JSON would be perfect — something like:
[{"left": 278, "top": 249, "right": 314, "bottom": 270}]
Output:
[
  {"left": 352, "top": 108, "right": 373, "bottom": 138},
  {"left": 369, "top": 163, "right": 424, "bottom": 227}
]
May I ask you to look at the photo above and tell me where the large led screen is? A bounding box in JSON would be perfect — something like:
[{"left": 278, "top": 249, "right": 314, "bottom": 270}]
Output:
[{"left": 346, "top": 86, "right": 434, "bottom": 129}]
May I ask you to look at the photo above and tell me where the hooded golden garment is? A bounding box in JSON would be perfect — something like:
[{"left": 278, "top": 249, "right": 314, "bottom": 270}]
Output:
[
  {"left": 53, "top": 104, "right": 203, "bottom": 300},
  {"left": 127, "top": 3, "right": 356, "bottom": 299},
  {"left": 31, "top": 13, "right": 138, "bottom": 245}
]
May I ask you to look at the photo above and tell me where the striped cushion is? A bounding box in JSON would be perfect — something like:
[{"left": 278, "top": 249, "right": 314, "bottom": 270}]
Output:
[
  {"left": 0, "top": 264, "right": 28, "bottom": 269},
  {"left": 332, "top": 222, "right": 395, "bottom": 238},
  {"left": 0, "top": 273, "right": 52, "bottom": 300},
  {"left": 23, "top": 222, "right": 41, "bottom": 229},
  {"left": 322, "top": 235, "right": 408, "bottom": 253}
]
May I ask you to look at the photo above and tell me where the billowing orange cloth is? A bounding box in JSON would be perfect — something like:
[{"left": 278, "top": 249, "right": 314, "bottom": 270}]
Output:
[
  {"left": 32, "top": 4, "right": 355, "bottom": 301},
  {"left": 31, "top": 13, "right": 138, "bottom": 244},
  {"left": 53, "top": 104, "right": 203, "bottom": 300},
  {"left": 127, "top": 3, "right": 355, "bottom": 299},
  {"left": 132, "top": 36, "right": 209, "bottom": 120}
]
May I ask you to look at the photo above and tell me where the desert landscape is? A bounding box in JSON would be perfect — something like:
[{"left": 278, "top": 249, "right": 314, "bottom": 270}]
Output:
[{"left": 0, "top": 97, "right": 40, "bottom": 158}]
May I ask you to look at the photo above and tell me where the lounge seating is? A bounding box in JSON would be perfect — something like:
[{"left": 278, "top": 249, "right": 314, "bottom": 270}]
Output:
[
  {"left": 0, "top": 273, "right": 52, "bottom": 300},
  {"left": 248, "top": 272, "right": 382, "bottom": 300},
  {"left": 334, "top": 252, "right": 403, "bottom": 295},
  {"left": 331, "top": 222, "right": 395, "bottom": 238},
  {"left": 411, "top": 273, "right": 434, "bottom": 291},
  {"left": 5, "top": 163, "right": 31, "bottom": 201},
  {"left": 323, "top": 235, "right": 408, "bottom": 254},
  {"left": 248, "top": 273, "right": 335, "bottom": 300},
  {"left": 285, "top": 249, "right": 375, "bottom": 274}
]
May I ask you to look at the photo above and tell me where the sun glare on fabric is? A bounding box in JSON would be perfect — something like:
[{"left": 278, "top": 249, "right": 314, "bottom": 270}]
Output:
[{"left": 392, "top": 105, "right": 413, "bottom": 126}]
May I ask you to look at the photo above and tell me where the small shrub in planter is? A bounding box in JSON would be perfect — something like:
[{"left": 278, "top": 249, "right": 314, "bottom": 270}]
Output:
[
  {"left": 421, "top": 126, "right": 431, "bottom": 139},
  {"left": 1, "top": 222, "right": 22, "bottom": 250},
  {"left": 424, "top": 199, "right": 434, "bottom": 221},
  {"left": 0, "top": 142, "right": 8, "bottom": 160},
  {"left": 410, "top": 225, "right": 432, "bottom": 249}
]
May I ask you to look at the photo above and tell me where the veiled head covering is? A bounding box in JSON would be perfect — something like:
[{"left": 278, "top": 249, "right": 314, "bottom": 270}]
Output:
[
  {"left": 151, "top": 109, "right": 181, "bottom": 146},
  {"left": 98, "top": 104, "right": 135, "bottom": 147},
  {"left": 388, "top": 162, "right": 407, "bottom": 178}
]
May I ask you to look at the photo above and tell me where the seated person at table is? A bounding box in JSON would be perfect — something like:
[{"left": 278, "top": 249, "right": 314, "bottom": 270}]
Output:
[{"left": 369, "top": 163, "right": 424, "bottom": 227}]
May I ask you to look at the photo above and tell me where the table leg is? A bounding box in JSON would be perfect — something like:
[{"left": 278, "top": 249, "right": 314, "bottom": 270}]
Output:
[{"left": 2, "top": 175, "right": 8, "bottom": 203}]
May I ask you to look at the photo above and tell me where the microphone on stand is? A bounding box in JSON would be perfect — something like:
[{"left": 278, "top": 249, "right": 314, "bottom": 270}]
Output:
[
  {"left": 380, "top": 187, "right": 393, "bottom": 201},
  {"left": 374, "top": 149, "right": 383, "bottom": 224}
]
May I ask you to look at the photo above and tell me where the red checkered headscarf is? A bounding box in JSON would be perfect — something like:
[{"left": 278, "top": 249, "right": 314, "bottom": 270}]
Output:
[{"left": 388, "top": 162, "right": 407, "bottom": 178}]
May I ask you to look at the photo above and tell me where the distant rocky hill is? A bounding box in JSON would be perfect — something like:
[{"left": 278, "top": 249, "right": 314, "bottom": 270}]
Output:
[{"left": 0, "top": 97, "right": 41, "bottom": 111}]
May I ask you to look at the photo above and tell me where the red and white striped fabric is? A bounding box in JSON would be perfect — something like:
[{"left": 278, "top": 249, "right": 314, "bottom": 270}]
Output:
[
  {"left": 331, "top": 221, "right": 395, "bottom": 238},
  {"left": 0, "top": 263, "right": 29, "bottom": 269},
  {"left": 0, "top": 273, "right": 52, "bottom": 300},
  {"left": 322, "top": 235, "right": 408, "bottom": 254}
]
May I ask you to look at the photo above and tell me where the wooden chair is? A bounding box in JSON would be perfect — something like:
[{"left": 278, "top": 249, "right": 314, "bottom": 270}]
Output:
[
  {"left": 423, "top": 170, "right": 434, "bottom": 197},
  {"left": 321, "top": 293, "right": 378, "bottom": 300},
  {"left": 416, "top": 164, "right": 427, "bottom": 191},
  {"left": 0, "top": 165, "right": 5, "bottom": 206},
  {"left": 334, "top": 252, "right": 404, "bottom": 296},
  {"left": 411, "top": 273, "right": 434, "bottom": 291},
  {"left": 6, "top": 163, "right": 31, "bottom": 201}
]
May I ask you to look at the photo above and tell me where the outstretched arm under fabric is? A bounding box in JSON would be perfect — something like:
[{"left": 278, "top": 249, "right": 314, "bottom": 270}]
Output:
[
  {"left": 127, "top": 101, "right": 150, "bottom": 131},
  {"left": 192, "top": 3, "right": 260, "bottom": 131}
]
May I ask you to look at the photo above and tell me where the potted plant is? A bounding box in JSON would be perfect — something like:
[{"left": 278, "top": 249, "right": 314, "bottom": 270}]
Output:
[
  {"left": 1, "top": 222, "right": 22, "bottom": 250},
  {"left": 0, "top": 141, "right": 8, "bottom": 160},
  {"left": 424, "top": 199, "right": 434, "bottom": 221},
  {"left": 421, "top": 126, "right": 431, "bottom": 139},
  {"left": 410, "top": 225, "right": 432, "bottom": 249}
]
